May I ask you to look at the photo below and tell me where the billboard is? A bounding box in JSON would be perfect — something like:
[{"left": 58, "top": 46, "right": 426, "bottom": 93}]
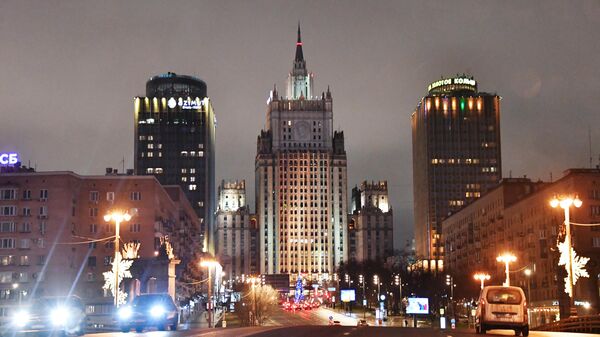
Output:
[
  {"left": 406, "top": 297, "right": 429, "bottom": 314},
  {"left": 340, "top": 289, "right": 356, "bottom": 302}
]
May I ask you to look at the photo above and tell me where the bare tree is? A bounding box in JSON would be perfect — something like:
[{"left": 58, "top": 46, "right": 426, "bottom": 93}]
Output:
[{"left": 235, "top": 284, "right": 279, "bottom": 326}]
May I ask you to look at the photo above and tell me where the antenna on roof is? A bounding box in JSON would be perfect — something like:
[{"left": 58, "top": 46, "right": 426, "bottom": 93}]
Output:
[{"left": 589, "top": 126, "right": 593, "bottom": 168}]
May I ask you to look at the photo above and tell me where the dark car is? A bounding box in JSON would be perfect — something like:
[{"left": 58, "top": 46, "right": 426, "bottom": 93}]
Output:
[
  {"left": 6, "top": 296, "right": 86, "bottom": 336},
  {"left": 118, "top": 294, "right": 178, "bottom": 332}
]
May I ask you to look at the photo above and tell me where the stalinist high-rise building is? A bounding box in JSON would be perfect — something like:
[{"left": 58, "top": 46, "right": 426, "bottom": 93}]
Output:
[{"left": 256, "top": 25, "right": 348, "bottom": 278}]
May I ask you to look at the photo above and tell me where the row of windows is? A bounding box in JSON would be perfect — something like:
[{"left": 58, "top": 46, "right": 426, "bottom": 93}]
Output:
[
  {"left": 0, "top": 189, "right": 48, "bottom": 201},
  {"left": 0, "top": 238, "right": 45, "bottom": 249},
  {"left": 0, "top": 254, "right": 45, "bottom": 266},
  {"left": 0, "top": 222, "right": 46, "bottom": 234},
  {"left": 89, "top": 191, "right": 141, "bottom": 202},
  {"left": 0, "top": 206, "right": 47, "bottom": 217}
]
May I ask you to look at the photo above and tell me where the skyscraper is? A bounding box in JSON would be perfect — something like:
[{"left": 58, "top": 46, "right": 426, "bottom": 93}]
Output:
[
  {"left": 412, "top": 75, "right": 501, "bottom": 266},
  {"left": 134, "top": 73, "right": 216, "bottom": 253},
  {"left": 256, "top": 25, "right": 348, "bottom": 278}
]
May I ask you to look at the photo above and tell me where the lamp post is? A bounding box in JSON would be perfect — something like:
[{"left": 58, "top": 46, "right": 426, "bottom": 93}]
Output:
[
  {"left": 247, "top": 276, "right": 260, "bottom": 326},
  {"left": 550, "top": 194, "right": 582, "bottom": 317},
  {"left": 524, "top": 268, "right": 532, "bottom": 323},
  {"left": 103, "top": 210, "right": 132, "bottom": 307},
  {"left": 473, "top": 273, "right": 491, "bottom": 290},
  {"left": 394, "top": 275, "right": 402, "bottom": 313},
  {"left": 359, "top": 274, "right": 366, "bottom": 318},
  {"left": 200, "top": 259, "right": 220, "bottom": 328},
  {"left": 373, "top": 275, "right": 380, "bottom": 301},
  {"left": 496, "top": 253, "right": 517, "bottom": 286},
  {"left": 12, "top": 283, "right": 21, "bottom": 305}
]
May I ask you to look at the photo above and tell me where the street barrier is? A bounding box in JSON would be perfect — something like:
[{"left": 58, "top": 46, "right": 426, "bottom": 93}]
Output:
[{"left": 535, "top": 315, "right": 600, "bottom": 333}]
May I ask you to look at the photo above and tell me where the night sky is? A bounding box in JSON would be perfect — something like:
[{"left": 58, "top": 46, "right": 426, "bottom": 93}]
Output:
[{"left": 2, "top": 0, "right": 600, "bottom": 249}]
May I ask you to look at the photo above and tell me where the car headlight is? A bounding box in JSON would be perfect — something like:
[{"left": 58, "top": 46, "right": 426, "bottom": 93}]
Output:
[
  {"left": 13, "top": 311, "right": 30, "bottom": 327},
  {"left": 119, "top": 307, "right": 133, "bottom": 320},
  {"left": 51, "top": 306, "right": 69, "bottom": 326},
  {"left": 150, "top": 305, "right": 165, "bottom": 318}
]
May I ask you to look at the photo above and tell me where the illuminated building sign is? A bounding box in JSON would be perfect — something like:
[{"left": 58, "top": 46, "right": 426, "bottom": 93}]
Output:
[
  {"left": 428, "top": 77, "right": 477, "bottom": 92},
  {"left": 167, "top": 97, "right": 201, "bottom": 110},
  {"left": 0, "top": 153, "right": 18, "bottom": 165}
]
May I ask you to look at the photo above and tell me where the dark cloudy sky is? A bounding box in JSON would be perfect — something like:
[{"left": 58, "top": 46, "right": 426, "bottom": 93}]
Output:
[{"left": 2, "top": 0, "right": 600, "bottom": 248}]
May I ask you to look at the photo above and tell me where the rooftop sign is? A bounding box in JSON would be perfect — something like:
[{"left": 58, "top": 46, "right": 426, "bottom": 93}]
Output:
[
  {"left": 0, "top": 153, "right": 18, "bottom": 165},
  {"left": 428, "top": 77, "right": 477, "bottom": 92}
]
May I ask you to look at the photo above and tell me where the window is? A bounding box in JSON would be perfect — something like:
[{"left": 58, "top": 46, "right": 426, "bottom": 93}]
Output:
[
  {"left": 106, "top": 192, "right": 114, "bottom": 202},
  {"left": 130, "top": 192, "right": 141, "bottom": 201},
  {"left": 38, "top": 206, "right": 47, "bottom": 217},
  {"left": 146, "top": 168, "right": 154, "bottom": 174},
  {"left": 89, "top": 223, "right": 97, "bottom": 234},
  {"left": 0, "top": 272, "right": 13, "bottom": 283},
  {"left": 22, "top": 190, "right": 31, "bottom": 200},
  {"left": 0, "top": 189, "right": 16, "bottom": 200},
  {"left": 19, "top": 239, "right": 30, "bottom": 249},
  {"left": 0, "top": 222, "right": 15, "bottom": 233},
  {"left": 190, "top": 168, "right": 196, "bottom": 174},
  {"left": 103, "top": 256, "right": 112, "bottom": 266},
  {"left": 0, "top": 238, "right": 15, "bottom": 249},
  {"left": 129, "top": 223, "right": 141, "bottom": 233},
  {"left": 189, "top": 184, "right": 197, "bottom": 191},
  {"left": 90, "top": 191, "right": 99, "bottom": 201},
  {"left": 591, "top": 205, "right": 600, "bottom": 216},
  {"left": 86, "top": 272, "right": 94, "bottom": 282},
  {"left": 19, "top": 256, "right": 29, "bottom": 266},
  {"left": 36, "top": 239, "right": 44, "bottom": 248},
  {"left": 39, "top": 189, "right": 48, "bottom": 200},
  {"left": 39, "top": 222, "right": 46, "bottom": 235},
  {"left": 0, "top": 256, "right": 14, "bottom": 266},
  {"left": 37, "top": 255, "right": 46, "bottom": 265},
  {"left": 593, "top": 237, "right": 600, "bottom": 248},
  {"left": 22, "top": 207, "right": 31, "bottom": 217},
  {"left": 0, "top": 206, "right": 16, "bottom": 216},
  {"left": 87, "top": 256, "right": 97, "bottom": 267},
  {"left": 89, "top": 208, "right": 98, "bottom": 217},
  {"left": 20, "top": 223, "right": 31, "bottom": 233}
]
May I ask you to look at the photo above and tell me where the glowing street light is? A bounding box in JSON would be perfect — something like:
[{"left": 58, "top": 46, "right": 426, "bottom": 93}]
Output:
[
  {"left": 246, "top": 276, "right": 261, "bottom": 326},
  {"left": 200, "top": 259, "right": 220, "bottom": 328},
  {"left": 473, "top": 273, "right": 491, "bottom": 289},
  {"left": 550, "top": 194, "right": 587, "bottom": 317},
  {"left": 103, "top": 210, "right": 132, "bottom": 307},
  {"left": 496, "top": 253, "right": 516, "bottom": 286}
]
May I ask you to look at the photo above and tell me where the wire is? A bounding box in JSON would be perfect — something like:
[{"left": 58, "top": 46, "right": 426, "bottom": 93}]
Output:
[
  {"left": 178, "top": 277, "right": 209, "bottom": 285},
  {"left": 570, "top": 221, "right": 600, "bottom": 227},
  {"left": 57, "top": 235, "right": 116, "bottom": 245}
]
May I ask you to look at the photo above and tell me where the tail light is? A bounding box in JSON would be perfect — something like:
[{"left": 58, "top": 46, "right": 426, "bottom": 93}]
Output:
[{"left": 523, "top": 301, "right": 528, "bottom": 323}]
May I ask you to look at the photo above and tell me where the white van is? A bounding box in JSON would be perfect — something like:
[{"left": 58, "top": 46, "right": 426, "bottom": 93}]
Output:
[{"left": 475, "top": 286, "right": 529, "bottom": 336}]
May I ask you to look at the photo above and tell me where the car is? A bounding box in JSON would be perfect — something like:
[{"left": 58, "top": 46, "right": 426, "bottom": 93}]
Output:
[
  {"left": 7, "top": 296, "right": 86, "bottom": 336},
  {"left": 357, "top": 319, "right": 369, "bottom": 327},
  {"left": 475, "top": 286, "right": 529, "bottom": 336},
  {"left": 117, "top": 294, "right": 179, "bottom": 332}
]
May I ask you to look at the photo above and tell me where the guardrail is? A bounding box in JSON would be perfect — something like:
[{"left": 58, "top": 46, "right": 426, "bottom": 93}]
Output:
[{"left": 535, "top": 315, "right": 600, "bottom": 333}]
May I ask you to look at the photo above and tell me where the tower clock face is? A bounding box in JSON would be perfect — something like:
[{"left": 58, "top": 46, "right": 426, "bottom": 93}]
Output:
[{"left": 293, "top": 121, "right": 310, "bottom": 140}]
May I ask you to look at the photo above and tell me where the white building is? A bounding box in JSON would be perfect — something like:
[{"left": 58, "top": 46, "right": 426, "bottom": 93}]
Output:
[{"left": 255, "top": 25, "right": 348, "bottom": 279}]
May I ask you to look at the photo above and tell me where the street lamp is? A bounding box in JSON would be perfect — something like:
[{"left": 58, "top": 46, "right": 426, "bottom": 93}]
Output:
[
  {"left": 394, "top": 275, "right": 402, "bottom": 313},
  {"left": 247, "top": 276, "right": 261, "bottom": 326},
  {"left": 550, "top": 194, "right": 584, "bottom": 317},
  {"left": 496, "top": 253, "right": 517, "bottom": 286},
  {"left": 373, "top": 275, "right": 380, "bottom": 301},
  {"left": 200, "top": 259, "right": 220, "bottom": 328},
  {"left": 524, "top": 268, "right": 532, "bottom": 323},
  {"left": 103, "top": 210, "right": 132, "bottom": 307},
  {"left": 473, "top": 273, "right": 491, "bottom": 290},
  {"left": 12, "top": 283, "right": 21, "bottom": 305}
]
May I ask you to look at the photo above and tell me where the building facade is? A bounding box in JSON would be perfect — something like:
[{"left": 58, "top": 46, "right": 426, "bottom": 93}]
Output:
[
  {"left": 134, "top": 72, "right": 216, "bottom": 254},
  {"left": 443, "top": 169, "right": 600, "bottom": 324},
  {"left": 0, "top": 170, "right": 200, "bottom": 320},
  {"left": 215, "top": 180, "right": 258, "bottom": 278},
  {"left": 348, "top": 181, "right": 394, "bottom": 261},
  {"left": 256, "top": 26, "right": 348, "bottom": 278},
  {"left": 412, "top": 75, "right": 502, "bottom": 264}
]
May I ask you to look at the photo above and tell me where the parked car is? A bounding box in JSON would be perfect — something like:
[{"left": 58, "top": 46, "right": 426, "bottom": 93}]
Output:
[
  {"left": 357, "top": 319, "right": 369, "bottom": 327},
  {"left": 7, "top": 296, "right": 86, "bottom": 336},
  {"left": 475, "top": 286, "right": 529, "bottom": 336},
  {"left": 117, "top": 294, "right": 179, "bottom": 332}
]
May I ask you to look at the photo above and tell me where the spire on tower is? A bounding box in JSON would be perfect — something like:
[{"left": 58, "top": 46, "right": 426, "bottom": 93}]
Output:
[{"left": 295, "top": 22, "right": 304, "bottom": 62}]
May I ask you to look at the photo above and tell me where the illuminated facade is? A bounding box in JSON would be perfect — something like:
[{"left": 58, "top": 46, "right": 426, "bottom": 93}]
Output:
[
  {"left": 215, "top": 180, "right": 258, "bottom": 278},
  {"left": 0, "top": 170, "right": 199, "bottom": 320},
  {"left": 443, "top": 169, "right": 600, "bottom": 323},
  {"left": 411, "top": 75, "right": 502, "bottom": 264},
  {"left": 256, "top": 26, "right": 348, "bottom": 277},
  {"left": 348, "top": 181, "right": 394, "bottom": 261},
  {"left": 134, "top": 73, "right": 216, "bottom": 254}
]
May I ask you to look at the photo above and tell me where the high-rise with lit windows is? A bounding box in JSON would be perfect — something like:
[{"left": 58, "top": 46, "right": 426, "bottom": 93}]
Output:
[
  {"left": 411, "top": 75, "right": 501, "bottom": 266},
  {"left": 256, "top": 25, "right": 348, "bottom": 278},
  {"left": 134, "top": 73, "right": 216, "bottom": 254}
]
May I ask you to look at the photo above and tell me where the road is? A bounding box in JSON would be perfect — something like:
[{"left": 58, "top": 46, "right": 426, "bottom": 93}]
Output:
[{"left": 89, "top": 326, "right": 600, "bottom": 337}]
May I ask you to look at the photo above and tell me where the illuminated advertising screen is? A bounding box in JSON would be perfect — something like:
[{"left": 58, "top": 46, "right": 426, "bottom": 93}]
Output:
[
  {"left": 340, "top": 289, "right": 356, "bottom": 302},
  {"left": 406, "top": 297, "right": 429, "bottom": 314}
]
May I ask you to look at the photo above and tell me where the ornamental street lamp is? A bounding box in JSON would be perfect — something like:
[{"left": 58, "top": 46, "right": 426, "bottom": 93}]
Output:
[
  {"left": 247, "top": 276, "right": 261, "bottom": 326},
  {"left": 550, "top": 195, "right": 584, "bottom": 317},
  {"left": 373, "top": 275, "right": 380, "bottom": 301},
  {"left": 496, "top": 253, "right": 516, "bottom": 286},
  {"left": 473, "top": 273, "right": 491, "bottom": 290},
  {"left": 200, "top": 259, "right": 220, "bottom": 328},
  {"left": 103, "top": 210, "right": 132, "bottom": 307}
]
